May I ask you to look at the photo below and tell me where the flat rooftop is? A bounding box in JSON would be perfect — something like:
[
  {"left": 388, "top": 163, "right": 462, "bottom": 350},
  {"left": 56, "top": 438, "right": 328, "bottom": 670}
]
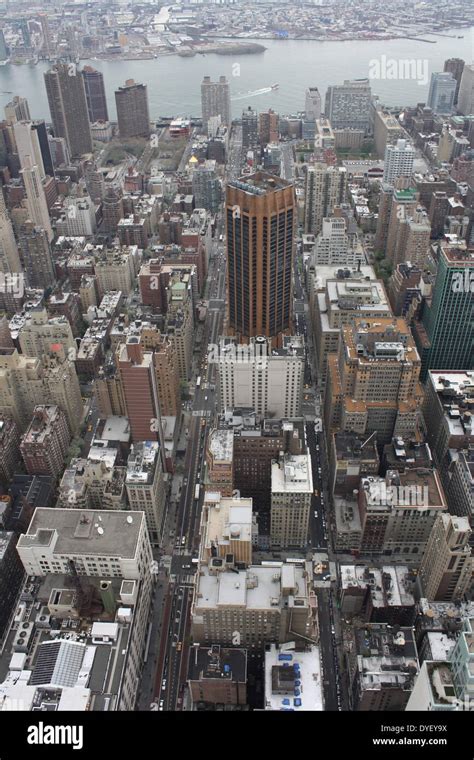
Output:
[
  {"left": 194, "top": 563, "right": 310, "bottom": 612},
  {"left": 188, "top": 645, "right": 247, "bottom": 683},
  {"left": 18, "top": 509, "right": 144, "bottom": 558},
  {"left": 229, "top": 171, "right": 292, "bottom": 195},
  {"left": 264, "top": 644, "right": 323, "bottom": 711},
  {"left": 208, "top": 429, "right": 233, "bottom": 462}
]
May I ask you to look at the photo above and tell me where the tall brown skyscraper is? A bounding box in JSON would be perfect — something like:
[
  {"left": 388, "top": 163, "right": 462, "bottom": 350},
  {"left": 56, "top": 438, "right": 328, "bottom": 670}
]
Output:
[
  {"left": 44, "top": 63, "right": 92, "bottom": 158},
  {"left": 115, "top": 80, "right": 150, "bottom": 139},
  {"left": 82, "top": 66, "right": 109, "bottom": 123},
  {"left": 226, "top": 172, "right": 295, "bottom": 347}
]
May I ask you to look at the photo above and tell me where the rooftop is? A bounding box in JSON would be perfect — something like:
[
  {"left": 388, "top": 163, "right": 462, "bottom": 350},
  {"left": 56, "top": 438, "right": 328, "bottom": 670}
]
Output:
[
  {"left": 264, "top": 643, "right": 323, "bottom": 711},
  {"left": 229, "top": 171, "right": 292, "bottom": 196},
  {"left": 126, "top": 441, "right": 160, "bottom": 485},
  {"left": 188, "top": 645, "right": 247, "bottom": 684},
  {"left": 18, "top": 509, "right": 144, "bottom": 559}
]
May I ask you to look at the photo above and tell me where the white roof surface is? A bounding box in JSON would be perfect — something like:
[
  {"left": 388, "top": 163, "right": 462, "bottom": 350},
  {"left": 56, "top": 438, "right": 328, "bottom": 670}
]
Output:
[{"left": 264, "top": 643, "right": 323, "bottom": 711}]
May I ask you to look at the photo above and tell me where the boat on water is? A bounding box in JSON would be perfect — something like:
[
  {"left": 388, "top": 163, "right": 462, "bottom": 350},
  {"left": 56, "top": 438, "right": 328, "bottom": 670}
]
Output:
[{"left": 271, "top": 83, "right": 279, "bottom": 90}]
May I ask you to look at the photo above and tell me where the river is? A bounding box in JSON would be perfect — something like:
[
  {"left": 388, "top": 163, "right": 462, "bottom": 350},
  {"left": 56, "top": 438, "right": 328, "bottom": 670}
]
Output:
[{"left": 0, "top": 27, "right": 473, "bottom": 121}]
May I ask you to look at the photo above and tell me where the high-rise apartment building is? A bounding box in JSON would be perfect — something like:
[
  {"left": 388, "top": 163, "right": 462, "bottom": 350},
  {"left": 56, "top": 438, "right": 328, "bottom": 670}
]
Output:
[
  {"left": 81, "top": 66, "right": 109, "bottom": 123},
  {"left": 313, "top": 277, "right": 392, "bottom": 385},
  {"left": 444, "top": 58, "right": 465, "bottom": 105},
  {"left": 115, "top": 80, "right": 150, "bottom": 139},
  {"left": 125, "top": 441, "right": 166, "bottom": 545},
  {"left": 427, "top": 72, "right": 457, "bottom": 114},
  {"left": 44, "top": 63, "right": 92, "bottom": 158},
  {"left": 457, "top": 64, "right": 474, "bottom": 116},
  {"left": 383, "top": 139, "right": 415, "bottom": 184},
  {"left": 216, "top": 336, "right": 304, "bottom": 418},
  {"left": 324, "top": 317, "right": 424, "bottom": 446},
  {"left": 226, "top": 172, "right": 295, "bottom": 345},
  {"left": 312, "top": 216, "right": 364, "bottom": 267},
  {"left": 5, "top": 96, "right": 30, "bottom": 124},
  {"left": 387, "top": 206, "right": 432, "bottom": 269},
  {"left": 192, "top": 160, "right": 221, "bottom": 213},
  {"left": 20, "top": 405, "right": 71, "bottom": 478},
  {"left": 358, "top": 468, "right": 447, "bottom": 559},
  {"left": 117, "top": 337, "right": 166, "bottom": 466},
  {"left": 373, "top": 109, "right": 407, "bottom": 158},
  {"left": 259, "top": 109, "right": 279, "bottom": 147},
  {"left": 413, "top": 243, "right": 474, "bottom": 379},
  {"left": 419, "top": 514, "right": 472, "bottom": 602},
  {"left": 201, "top": 76, "right": 231, "bottom": 132},
  {"left": 270, "top": 452, "right": 313, "bottom": 549},
  {"left": 17, "top": 307, "right": 75, "bottom": 359},
  {"left": 20, "top": 156, "right": 53, "bottom": 242},
  {"left": 304, "top": 163, "right": 347, "bottom": 236},
  {"left": 242, "top": 106, "right": 258, "bottom": 153},
  {"left": 0, "top": 415, "right": 21, "bottom": 487},
  {"left": 383, "top": 185, "right": 418, "bottom": 260},
  {"left": 325, "top": 79, "right": 372, "bottom": 132},
  {"left": 0, "top": 345, "right": 83, "bottom": 434}
]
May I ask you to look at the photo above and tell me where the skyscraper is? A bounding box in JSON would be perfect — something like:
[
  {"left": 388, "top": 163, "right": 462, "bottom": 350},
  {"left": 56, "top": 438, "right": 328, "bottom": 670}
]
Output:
[
  {"left": 457, "top": 64, "right": 474, "bottom": 117},
  {"left": 324, "top": 317, "right": 424, "bottom": 446},
  {"left": 32, "top": 121, "right": 54, "bottom": 177},
  {"left": 325, "top": 79, "right": 372, "bottom": 132},
  {"left": 444, "top": 58, "right": 465, "bottom": 105},
  {"left": 13, "top": 121, "right": 45, "bottom": 178},
  {"left": 44, "top": 63, "right": 93, "bottom": 158},
  {"left": 0, "top": 30, "right": 8, "bottom": 62},
  {"left": 418, "top": 514, "right": 472, "bottom": 602},
  {"left": 115, "top": 79, "right": 150, "bottom": 139},
  {"left": 226, "top": 172, "right": 295, "bottom": 346},
  {"left": 383, "top": 139, "right": 415, "bottom": 184},
  {"left": 82, "top": 66, "right": 109, "bottom": 123},
  {"left": 427, "top": 72, "right": 457, "bottom": 114},
  {"left": 0, "top": 192, "right": 22, "bottom": 275},
  {"left": 4, "top": 96, "right": 30, "bottom": 125},
  {"left": 242, "top": 106, "right": 258, "bottom": 153},
  {"left": 20, "top": 156, "right": 53, "bottom": 242},
  {"left": 201, "top": 76, "right": 231, "bottom": 132},
  {"left": 19, "top": 221, "right": 55, "bottom": 289},
  {"left": 192, "top": 160, "right": 221, "bottom": 213},
  {"left": 414, "top": 243, "right": 474, "bottom": 379},
  {"left": 258, "top": 109, "right": 279, "bottom": 147},
  {"left": 305, "top": 87, "right": 322, "bottom": 122},
  {"left": 303, "top": 163, "right": 347, "bottom": 235}
]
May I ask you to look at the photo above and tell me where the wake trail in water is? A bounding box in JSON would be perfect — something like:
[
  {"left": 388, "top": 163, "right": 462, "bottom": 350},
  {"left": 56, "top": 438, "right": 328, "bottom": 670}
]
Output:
[{"left": 231, "top": 86, "right": 273, "bottom": 100}]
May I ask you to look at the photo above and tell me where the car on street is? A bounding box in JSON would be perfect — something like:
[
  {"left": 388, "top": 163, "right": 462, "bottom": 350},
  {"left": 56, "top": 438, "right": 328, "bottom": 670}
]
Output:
[{"left": 162, "top": 679, "right": 166, "bottom": 690}]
